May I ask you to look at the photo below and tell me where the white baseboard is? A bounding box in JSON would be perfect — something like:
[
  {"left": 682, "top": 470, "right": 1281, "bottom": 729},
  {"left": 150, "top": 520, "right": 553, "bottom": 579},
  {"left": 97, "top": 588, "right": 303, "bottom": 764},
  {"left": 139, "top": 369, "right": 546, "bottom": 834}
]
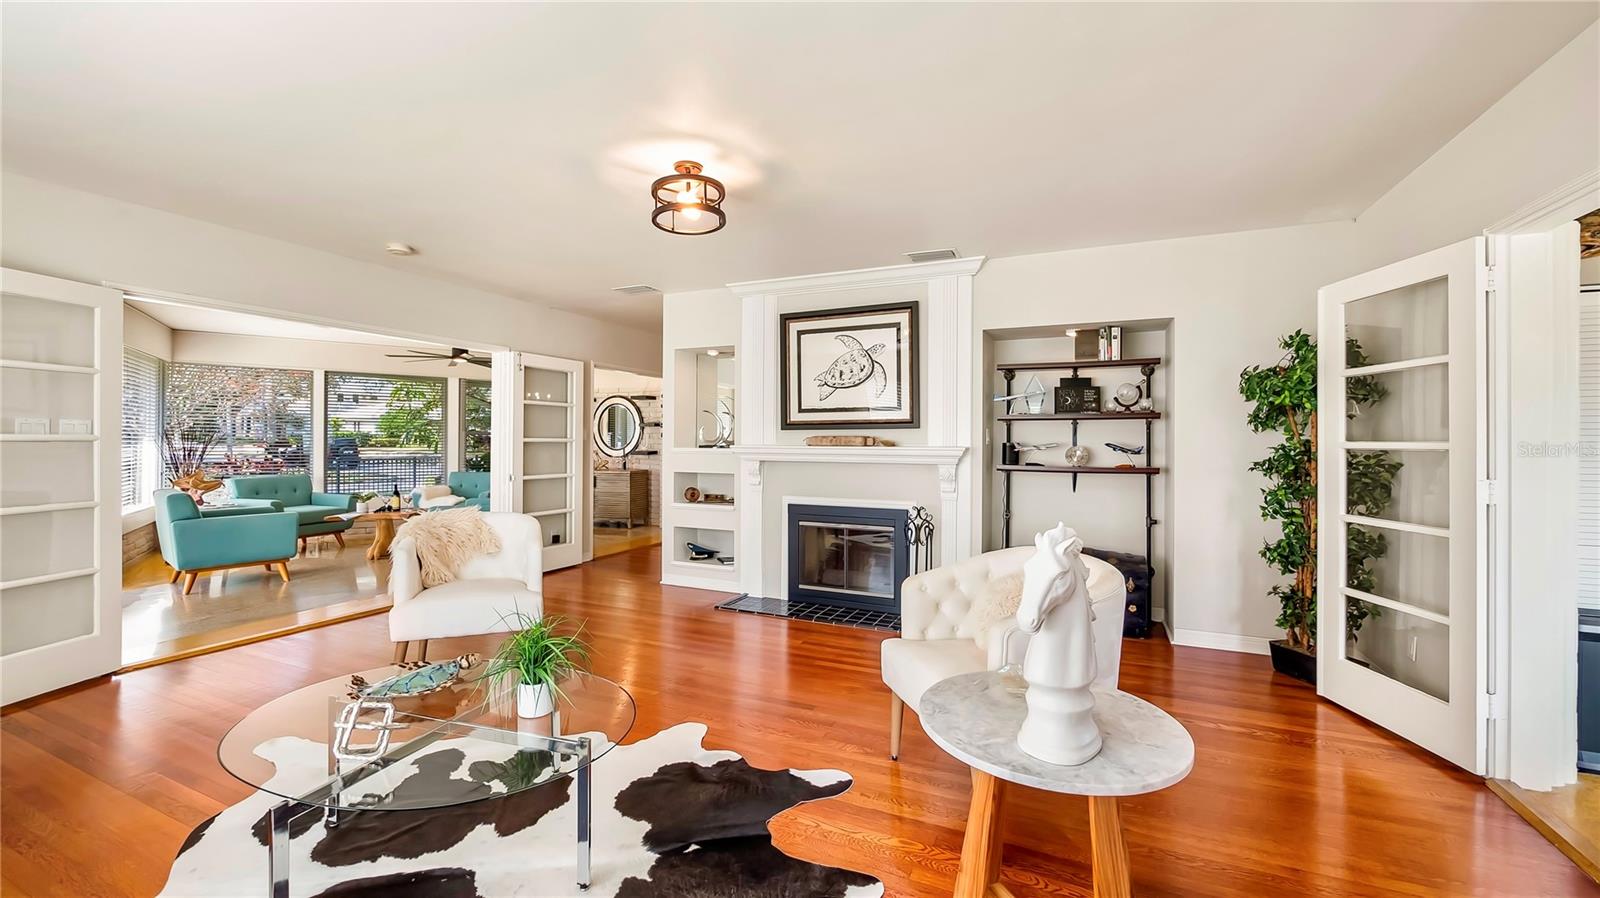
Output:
[
  {"left": 660, "top": 573, "right": 741, "bottom": 594},
  {"left": 1168, "top": 627, "right": 1272, "bottom": 656}
]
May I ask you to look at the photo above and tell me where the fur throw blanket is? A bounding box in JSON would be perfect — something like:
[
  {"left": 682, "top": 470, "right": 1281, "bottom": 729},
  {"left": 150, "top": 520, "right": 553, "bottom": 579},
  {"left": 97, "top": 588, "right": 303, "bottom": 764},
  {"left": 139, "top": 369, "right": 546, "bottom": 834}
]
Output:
[
  {"left": 394, "top": 508, "right": 502, "bottom": 588},
  {"left": 968, "top": 571, "right": 1025, "bottom": 647}
]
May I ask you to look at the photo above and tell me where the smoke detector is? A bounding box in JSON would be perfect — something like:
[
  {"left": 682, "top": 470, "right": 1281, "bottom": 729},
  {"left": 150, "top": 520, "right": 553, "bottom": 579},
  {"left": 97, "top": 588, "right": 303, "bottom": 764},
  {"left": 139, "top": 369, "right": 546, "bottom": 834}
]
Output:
[
  {"left": 385, "top": 242, "right": 418, "bottom": 256},
  {"left": 904, "top": 248, "right": 959, "bottom": 263},
  {"left": 611, "top": 284, "right": 660, "bottom": 295}
]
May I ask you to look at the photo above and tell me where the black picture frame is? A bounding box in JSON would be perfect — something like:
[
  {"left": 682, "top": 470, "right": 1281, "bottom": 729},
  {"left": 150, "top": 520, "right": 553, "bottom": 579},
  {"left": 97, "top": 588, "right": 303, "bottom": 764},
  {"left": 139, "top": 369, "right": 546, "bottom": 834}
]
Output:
[{"left": 779, "top": 301, "right": 919, "bottom": 429}]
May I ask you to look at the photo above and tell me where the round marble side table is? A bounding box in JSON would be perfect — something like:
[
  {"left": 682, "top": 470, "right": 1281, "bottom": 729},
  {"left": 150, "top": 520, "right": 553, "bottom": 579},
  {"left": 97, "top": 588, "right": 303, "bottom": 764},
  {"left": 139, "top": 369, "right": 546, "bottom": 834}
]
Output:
[{"left": 920, "top": 672, "right": 1194, "bottom": 898}]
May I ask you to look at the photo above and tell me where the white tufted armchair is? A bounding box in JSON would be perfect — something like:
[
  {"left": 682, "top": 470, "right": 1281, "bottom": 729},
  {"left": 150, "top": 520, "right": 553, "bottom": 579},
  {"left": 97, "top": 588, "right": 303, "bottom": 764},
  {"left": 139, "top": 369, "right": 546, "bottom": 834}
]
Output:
[
  {"left": 388, "top": 513, "right": 544, "bottom": 663},
  {"left": 882, "top": 546, "right": 1128, "bottom": 759}
]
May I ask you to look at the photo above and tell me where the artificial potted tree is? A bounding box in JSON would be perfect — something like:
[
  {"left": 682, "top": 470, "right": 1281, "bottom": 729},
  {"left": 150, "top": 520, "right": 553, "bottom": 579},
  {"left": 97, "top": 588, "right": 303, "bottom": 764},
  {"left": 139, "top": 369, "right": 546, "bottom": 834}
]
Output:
[
  {"left": 1239, "top": 330, "right": 1397, "bottom": 682},
  {"left": 485, "top": 613, "right": 591, "bottom": 718}
]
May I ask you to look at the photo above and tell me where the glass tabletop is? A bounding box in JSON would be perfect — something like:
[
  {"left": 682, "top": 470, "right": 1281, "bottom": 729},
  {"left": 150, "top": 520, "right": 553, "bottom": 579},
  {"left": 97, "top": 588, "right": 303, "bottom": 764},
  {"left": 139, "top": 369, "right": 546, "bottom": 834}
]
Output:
[{"left": 218, "top": 665, "right": 635, "bottom": 812}]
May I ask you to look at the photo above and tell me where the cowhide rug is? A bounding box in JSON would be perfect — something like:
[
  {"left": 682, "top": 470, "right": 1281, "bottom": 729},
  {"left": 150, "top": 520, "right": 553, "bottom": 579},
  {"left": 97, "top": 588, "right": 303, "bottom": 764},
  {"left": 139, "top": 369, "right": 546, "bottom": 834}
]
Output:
[{"left": 161, "top": 722, "right": 882, "bottom": 898}]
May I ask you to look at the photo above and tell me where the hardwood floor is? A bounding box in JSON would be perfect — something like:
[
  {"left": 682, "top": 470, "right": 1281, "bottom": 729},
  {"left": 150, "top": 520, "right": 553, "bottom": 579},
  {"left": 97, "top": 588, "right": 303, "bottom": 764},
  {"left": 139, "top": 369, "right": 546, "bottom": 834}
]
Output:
[
  {"left": 592, "top": 523, "right": 661, "bottom": 558},
  {"left": 3, "top": 544, "right": 1592, "bottom": 897},
  {"left": 120, "top": 532, "right": 392, "bottom": 667}
]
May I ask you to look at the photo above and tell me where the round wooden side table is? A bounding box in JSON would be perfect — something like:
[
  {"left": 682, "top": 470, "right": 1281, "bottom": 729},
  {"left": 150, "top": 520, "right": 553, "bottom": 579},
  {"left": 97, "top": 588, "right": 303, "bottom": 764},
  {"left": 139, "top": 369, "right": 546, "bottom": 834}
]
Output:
[
  {"left": 324, "top": 510, "right": 419, "bottom": 560},
  {"left": 920, "top": 671, "right": 1194, "bottom": 898}
]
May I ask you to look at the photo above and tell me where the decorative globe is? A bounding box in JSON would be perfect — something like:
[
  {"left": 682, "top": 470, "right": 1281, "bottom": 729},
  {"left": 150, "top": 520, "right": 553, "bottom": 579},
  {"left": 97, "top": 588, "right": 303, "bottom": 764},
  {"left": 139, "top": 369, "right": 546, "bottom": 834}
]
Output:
[
  {"left": 1063, "top": 444, "right": 1092, "bottom": 467},
  {"left": 1114, "top": 382, "right": 1142, "bottom": 410}
]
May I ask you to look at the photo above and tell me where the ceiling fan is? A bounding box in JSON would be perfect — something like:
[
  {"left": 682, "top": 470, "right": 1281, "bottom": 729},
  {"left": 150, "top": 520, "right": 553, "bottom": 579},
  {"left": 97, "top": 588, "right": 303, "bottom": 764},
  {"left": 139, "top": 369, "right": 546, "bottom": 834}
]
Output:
[{"left": 384, "top": 347, "right": 491, "bottom": 368}]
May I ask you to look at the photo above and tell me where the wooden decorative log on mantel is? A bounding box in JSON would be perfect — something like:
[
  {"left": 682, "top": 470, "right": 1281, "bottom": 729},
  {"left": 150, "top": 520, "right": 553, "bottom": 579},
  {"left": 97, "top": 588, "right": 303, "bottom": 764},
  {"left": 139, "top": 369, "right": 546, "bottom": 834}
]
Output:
[{"left": 803, "top": 435, "right": 897, "bottom": 447}]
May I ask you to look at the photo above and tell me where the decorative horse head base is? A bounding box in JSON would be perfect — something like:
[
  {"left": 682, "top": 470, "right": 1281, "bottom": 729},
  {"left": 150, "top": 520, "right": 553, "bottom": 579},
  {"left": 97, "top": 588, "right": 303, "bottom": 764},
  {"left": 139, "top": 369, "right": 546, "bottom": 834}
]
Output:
[
  {"left": 1015, "top": 522, "right": 1104, "bottom": 767},
  {"left": 1018, "top": 681, "right": 1102, "bottom": 766}
]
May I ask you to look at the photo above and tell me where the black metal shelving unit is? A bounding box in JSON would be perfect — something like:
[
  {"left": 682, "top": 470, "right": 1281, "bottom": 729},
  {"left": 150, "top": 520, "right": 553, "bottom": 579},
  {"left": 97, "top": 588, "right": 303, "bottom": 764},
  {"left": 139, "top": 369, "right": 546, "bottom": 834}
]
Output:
[{"left": 995, "top": 356, "right": 1162, "bottom": 572}]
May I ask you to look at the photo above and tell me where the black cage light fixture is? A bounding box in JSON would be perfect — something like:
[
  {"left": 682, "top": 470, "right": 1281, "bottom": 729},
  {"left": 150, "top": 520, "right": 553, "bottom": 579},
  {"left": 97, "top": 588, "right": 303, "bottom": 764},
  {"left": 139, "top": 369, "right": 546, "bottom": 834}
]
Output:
[{"left": 651, "top": 160, "right": 726, "bottom": 235}]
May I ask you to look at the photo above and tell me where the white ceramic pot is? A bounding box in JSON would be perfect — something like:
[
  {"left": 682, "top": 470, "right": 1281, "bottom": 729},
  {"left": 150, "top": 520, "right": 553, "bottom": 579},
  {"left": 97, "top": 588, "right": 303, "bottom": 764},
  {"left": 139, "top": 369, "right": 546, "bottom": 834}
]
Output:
[{"left": 517, "top": 682, "right": 555, "bottom": 718}]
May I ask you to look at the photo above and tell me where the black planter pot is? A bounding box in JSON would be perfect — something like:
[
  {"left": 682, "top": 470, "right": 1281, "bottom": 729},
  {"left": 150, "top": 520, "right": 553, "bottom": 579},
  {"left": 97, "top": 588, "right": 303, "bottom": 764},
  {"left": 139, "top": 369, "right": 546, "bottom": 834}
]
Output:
[{"left": 1269, "top": 639, "right": 1317, "bottom": 684}]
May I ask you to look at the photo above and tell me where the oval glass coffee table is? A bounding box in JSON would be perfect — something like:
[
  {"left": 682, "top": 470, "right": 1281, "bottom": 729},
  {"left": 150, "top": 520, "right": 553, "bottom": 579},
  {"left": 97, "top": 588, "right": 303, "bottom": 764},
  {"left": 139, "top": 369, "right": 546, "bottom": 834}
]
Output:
[{"left": 219, "top": 664, "right": 635, "bottom": 897}]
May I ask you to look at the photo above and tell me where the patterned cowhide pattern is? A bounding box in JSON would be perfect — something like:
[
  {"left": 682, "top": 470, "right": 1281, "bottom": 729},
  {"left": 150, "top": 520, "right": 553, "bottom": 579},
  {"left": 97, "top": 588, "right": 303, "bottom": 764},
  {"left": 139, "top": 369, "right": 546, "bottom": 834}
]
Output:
[{"left": 160, "top": 722, "right": 882, "bottom": 898}]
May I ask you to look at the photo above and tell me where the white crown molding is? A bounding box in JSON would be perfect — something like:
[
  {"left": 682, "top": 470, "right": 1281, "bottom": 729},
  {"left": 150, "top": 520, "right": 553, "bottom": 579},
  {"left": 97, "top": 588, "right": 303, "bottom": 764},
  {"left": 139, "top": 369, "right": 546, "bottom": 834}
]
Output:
[
  {"left": 727, "top": 256, "right": 986, "bottom": 297},
  {"left": 1487, "top": 169, "right": 1599, "bottom": 234}
]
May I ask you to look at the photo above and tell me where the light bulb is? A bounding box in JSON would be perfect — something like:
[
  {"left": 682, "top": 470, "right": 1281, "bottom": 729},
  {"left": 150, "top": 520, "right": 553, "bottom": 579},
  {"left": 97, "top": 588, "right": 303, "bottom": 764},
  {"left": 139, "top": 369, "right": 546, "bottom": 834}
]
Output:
[
  {"left": 676, "top": 188, "right": 697, "bottom": 204},
  {"left": 680, "top": 206, "right": 702, "bottom": 221}
]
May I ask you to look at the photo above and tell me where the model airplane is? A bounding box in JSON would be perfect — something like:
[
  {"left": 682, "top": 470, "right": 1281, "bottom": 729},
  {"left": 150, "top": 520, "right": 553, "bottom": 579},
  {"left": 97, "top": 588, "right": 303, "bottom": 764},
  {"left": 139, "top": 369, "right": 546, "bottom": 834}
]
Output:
[{"left": 1104, "top": 442, "right": 1145, "bottom": 468}]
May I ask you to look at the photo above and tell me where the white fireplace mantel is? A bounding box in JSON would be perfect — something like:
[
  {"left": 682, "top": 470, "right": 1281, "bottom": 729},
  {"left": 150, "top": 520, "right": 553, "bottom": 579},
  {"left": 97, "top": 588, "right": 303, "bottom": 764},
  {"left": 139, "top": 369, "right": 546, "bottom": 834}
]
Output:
[{"left": 733, "top": 444, "right": 966, "bottom": 489}]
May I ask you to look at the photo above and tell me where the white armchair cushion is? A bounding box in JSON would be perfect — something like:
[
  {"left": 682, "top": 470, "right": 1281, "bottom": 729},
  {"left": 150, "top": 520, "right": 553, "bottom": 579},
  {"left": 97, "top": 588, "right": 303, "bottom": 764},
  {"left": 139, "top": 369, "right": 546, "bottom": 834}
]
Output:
[
  {"left": 388, "top": 578, "right": 542, "bottom": 642},
  {"left": 881, "top": 638, "right": 986, "bottom": 711}
]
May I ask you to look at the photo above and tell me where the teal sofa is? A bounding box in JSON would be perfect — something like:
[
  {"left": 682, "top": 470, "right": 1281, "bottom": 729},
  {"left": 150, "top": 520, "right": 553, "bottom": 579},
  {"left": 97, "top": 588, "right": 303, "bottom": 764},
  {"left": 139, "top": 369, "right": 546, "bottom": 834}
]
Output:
[
  {"left": 410, "top": 471, "right": 491, "bottom": 512},
  {"left": 154, "top": 489, "right": 300, "bottom": 595},
  {"left": 224, "top": 474, "right": 357, "bottom": 548}
]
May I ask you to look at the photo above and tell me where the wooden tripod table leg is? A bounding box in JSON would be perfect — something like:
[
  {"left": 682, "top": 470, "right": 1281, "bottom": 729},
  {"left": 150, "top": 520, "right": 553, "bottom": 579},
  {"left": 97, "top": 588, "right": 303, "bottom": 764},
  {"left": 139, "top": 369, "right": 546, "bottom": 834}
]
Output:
[
  {"left": 367, "top": 518, "right": 396, "bottom": 560},
  {"left": 953, "top": 769, "right": 1007, "bottom": 898},
  {"left": 1088, "top": 796, "right": 1132, "bottom": 898}
]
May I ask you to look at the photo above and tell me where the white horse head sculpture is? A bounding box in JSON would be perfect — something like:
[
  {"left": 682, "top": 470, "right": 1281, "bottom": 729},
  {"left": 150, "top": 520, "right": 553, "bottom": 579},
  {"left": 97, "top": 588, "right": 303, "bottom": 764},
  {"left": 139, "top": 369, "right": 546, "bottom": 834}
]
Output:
[
  {"left": 1016, "top": 524, "right": 1099, "bottom": 694},
  {"left": 1014, "top": 522, "right": 1104, "bottom": 765}
]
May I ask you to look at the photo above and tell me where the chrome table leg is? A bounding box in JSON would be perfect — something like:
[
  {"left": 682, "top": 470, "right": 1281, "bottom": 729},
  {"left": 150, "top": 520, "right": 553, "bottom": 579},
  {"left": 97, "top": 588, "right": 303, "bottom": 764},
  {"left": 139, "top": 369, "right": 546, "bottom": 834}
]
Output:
[
  {"left": 268, "top": 801, "right": 293, "bottom": 898},
  {"left": 576, "top": 737, "right": 592, "bottom": 890}
]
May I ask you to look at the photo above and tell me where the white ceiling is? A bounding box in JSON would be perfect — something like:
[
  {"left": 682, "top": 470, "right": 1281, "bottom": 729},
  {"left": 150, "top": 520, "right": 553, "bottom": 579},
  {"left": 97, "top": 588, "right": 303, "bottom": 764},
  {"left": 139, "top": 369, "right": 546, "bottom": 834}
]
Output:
[
  {"left": 5, "top": 3, "right": 1594, "bottom": 332},
  {"left": 126, "top": 297, "right": 448, "bottom": 349}
]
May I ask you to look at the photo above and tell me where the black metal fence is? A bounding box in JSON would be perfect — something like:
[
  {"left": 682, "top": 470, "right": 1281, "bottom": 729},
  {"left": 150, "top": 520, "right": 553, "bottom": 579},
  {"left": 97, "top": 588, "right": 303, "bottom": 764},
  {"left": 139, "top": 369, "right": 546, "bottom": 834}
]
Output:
[{"left": 326, "top": 453, "right": 445, "bottom": 494}]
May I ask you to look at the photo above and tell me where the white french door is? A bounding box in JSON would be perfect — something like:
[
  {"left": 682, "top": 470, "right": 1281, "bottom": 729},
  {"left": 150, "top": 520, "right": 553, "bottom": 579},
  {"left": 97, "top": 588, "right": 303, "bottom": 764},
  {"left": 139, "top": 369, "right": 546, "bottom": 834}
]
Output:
[
  {"left": 0, "top": 268, "right": 123, "bottom": 704},
  {"left": 1316, "top": 237, "right": 1488, "bottom": 772},
  {"left": 495, "top": 351, "right": 585, "bottom": 571}
]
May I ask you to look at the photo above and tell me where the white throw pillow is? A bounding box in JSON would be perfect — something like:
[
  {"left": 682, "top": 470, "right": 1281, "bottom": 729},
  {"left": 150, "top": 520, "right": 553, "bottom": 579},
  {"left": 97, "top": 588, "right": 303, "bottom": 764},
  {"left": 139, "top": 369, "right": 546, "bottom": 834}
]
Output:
[
  {"left": 420, "top": 484, "right": 454, "bottom": 501},
  {"left": 420, "top": 494, "right": 467, "bottom": 509}
]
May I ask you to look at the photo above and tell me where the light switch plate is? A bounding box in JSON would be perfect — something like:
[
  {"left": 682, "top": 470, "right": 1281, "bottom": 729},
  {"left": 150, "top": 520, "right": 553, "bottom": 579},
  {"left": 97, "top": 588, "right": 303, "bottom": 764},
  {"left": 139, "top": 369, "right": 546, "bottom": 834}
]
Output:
[
  {"left": 14, "top": 417, "right": 48, "bottom": 434},
  {"left": 58, "top": 418, "right": 92, "bottom": 435}
]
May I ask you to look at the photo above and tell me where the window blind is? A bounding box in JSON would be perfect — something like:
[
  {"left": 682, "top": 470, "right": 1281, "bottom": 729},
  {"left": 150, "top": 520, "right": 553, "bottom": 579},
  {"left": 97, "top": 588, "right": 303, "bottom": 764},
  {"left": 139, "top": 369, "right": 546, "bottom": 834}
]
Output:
[
  {"left": 326, "top": 372, "right": 446, "bottom": 494},
  {"left": 165, "top": 363, "right": 313, "bottom": 478},
  {"left": 120, "top": 349, "right": 164, "bottom": 509},
  {"left": 1580, "top": 287, "right": 1600, "bottom": 610},
  {"left": 462, "top": 379, "right": 491, "bottom": 473}
]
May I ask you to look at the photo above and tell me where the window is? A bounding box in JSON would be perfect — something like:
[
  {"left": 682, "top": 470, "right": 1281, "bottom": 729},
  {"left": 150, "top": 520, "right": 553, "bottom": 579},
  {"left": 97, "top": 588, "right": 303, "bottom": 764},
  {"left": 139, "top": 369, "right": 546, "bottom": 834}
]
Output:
[
  {"left": 326, "top": 372, "right": 446, "bottom": 494},
  {"left": 165, "top": 363, "right": 313, "bottom": 477},
  {"left": 120, "top": 349, "right": 164, "bottom": 509},
  {"left": 462, "top": 379, "right": 491, "bottom": 473}
]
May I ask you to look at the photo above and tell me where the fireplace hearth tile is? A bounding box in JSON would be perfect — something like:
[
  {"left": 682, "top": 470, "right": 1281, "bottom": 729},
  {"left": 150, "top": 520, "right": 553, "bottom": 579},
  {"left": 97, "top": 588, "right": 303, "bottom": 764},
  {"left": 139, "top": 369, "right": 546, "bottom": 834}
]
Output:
[{"left": 714, "top": 594, "right": 901, "bottom": 633}]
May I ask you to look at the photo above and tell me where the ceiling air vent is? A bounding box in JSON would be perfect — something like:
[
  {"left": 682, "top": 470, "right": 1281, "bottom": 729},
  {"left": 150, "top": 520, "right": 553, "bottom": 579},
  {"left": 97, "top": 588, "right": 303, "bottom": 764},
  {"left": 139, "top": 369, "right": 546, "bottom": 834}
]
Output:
[
  {"left": 611, "top": 284, "right": 660, "bottom": 295},
  {"left": 903, "top": 248, "right": 959, "bottom": 263}
]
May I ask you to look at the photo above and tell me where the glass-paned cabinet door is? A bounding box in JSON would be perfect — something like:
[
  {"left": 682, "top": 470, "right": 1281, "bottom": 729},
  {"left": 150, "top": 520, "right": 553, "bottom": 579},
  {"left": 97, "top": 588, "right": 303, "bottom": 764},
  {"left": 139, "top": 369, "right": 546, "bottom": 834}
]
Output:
[
  {"left": 1316, "top": 238, "right": 1482, "bottom": 773},
  {"left": 0, "top": 269, "right": 122, "bottom": 704},
  {"left": 515, "top": 352, "right": 583, "bottom": 570}
]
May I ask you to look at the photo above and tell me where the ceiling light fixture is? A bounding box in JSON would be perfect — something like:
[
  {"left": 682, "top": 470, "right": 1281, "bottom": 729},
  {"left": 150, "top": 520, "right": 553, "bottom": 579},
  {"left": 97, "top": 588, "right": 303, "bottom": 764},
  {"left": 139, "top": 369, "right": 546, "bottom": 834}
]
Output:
[
  {"left": 706, "top": 349, "right": 721, "bottom": 356},
  {"left": 651, "top": 160, "right": 725, "bottom": 235}
]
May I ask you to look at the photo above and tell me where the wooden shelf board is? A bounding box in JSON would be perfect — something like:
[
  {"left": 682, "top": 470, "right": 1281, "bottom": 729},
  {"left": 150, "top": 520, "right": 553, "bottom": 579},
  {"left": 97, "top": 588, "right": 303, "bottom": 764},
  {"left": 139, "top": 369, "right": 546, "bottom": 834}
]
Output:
[
  {"left": 995, "top": 356, "right": 1162, "bottom": 372},
  {"left": 997, "top": 412, "right": 1160, "bottom": 421},
  {"left": 997, "top": 464, "right": 1159, "bottom": 475}
]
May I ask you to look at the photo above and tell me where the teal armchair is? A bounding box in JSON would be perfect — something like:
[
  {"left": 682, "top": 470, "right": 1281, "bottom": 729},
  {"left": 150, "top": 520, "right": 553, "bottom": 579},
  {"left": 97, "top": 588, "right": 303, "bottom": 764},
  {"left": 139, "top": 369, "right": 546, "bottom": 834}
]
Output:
[
  {"left": 225, "top": 474, "right": 357, "bottom": 550},
  {"left": 154, "top": 490, "right": 299, "bottom": 595},
  {"left": 411, "top": 471, "right": 491, "bottom": 512}
]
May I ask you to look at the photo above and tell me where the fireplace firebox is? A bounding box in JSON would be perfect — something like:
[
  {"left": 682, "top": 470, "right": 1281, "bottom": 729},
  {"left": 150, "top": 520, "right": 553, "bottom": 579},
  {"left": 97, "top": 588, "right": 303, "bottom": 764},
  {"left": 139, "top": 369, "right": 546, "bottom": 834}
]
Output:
[{"left": 786, "top": 504, "right": 910, "bottom": 612}]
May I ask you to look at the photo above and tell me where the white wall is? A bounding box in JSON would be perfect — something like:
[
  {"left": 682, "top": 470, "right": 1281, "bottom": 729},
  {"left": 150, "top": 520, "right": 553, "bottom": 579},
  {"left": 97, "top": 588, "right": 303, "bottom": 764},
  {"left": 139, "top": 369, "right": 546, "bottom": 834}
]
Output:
[
  {"left": 1, "top": 172, "right": 660, "bottom": 375},
  {"left": 170, "top": 331, "right": 491, "bottom": 382},
  {"left": 123, "top": 304, "right": 172, "bottom": 360}
]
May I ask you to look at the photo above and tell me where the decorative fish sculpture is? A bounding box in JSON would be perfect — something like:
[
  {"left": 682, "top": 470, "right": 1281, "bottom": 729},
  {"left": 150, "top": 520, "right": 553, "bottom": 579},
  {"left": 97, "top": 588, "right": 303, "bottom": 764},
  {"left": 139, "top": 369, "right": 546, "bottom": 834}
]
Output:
[
  {"left": 348, "top": 652, "right": 480, "bottom": 700},
  {"left": 816, "top": 334, "right": 888, "bottom": 401}
]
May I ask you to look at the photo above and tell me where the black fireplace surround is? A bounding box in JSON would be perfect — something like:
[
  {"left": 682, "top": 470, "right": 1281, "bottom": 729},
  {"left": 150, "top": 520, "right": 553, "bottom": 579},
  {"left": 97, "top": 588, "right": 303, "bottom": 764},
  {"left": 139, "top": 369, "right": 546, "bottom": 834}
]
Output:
[{"left": 786, "top": 504, "right": 911, "bottom": 613}]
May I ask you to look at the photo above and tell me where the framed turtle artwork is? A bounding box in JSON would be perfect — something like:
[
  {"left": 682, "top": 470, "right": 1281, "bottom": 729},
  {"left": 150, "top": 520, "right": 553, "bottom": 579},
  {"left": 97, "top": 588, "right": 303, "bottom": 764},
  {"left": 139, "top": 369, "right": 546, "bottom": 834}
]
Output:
[{"left": 779, "top": 301, "right": 919, "bottom": 429}]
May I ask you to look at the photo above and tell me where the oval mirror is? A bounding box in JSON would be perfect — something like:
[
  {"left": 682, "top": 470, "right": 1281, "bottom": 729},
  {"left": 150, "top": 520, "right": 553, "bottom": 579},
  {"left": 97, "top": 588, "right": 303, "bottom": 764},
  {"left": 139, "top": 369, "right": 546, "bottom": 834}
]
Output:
[{"left": 593, "top": 395, "right": 643, "bottom": 458}]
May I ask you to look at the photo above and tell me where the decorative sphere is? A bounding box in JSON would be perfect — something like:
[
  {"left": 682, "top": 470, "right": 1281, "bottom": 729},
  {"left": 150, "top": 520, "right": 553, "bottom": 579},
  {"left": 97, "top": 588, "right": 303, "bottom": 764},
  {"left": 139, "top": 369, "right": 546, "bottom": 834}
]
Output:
[
  {"left": 1063, "top": 444, "right": 1092, "bottom": 467},
  {"left": 1114, "top": 382, "right": 1142, "bottom": 409}
]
